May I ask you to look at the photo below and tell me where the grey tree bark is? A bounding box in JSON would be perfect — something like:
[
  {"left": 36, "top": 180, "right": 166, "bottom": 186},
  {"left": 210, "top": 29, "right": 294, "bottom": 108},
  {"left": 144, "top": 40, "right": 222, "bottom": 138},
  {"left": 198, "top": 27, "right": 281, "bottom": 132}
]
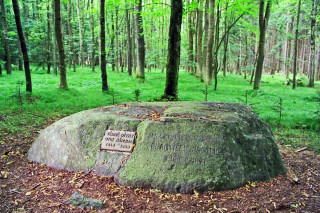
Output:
[
  {"left": 308, "top": 0, "right": 316, "bottom": 87},
  {"left": 100, "top": 0, "right": 108, "bottom": 91},
  {"left": 163, "top": 0, "right": 183, "bottom": 100},
  {"left": 54, "top": 0, "right": 67, "bottom": 89},
  {"left": 12, "top": 0, "right": 32, "bottom": 92},
  {"left": 1, "top": 0, "right": 12, "bottom": 74},
  {"left": 205, "top": 0, "right": 215, "bottom": 85},
  {"left": 135, "top": 0, "right": 145, "bottom": 79},
  {"left": 253, "top": 0, "right": 271, "bottom": 90},
  {"left": 292, "top": 0, "right": 302, "bottom": 89}
]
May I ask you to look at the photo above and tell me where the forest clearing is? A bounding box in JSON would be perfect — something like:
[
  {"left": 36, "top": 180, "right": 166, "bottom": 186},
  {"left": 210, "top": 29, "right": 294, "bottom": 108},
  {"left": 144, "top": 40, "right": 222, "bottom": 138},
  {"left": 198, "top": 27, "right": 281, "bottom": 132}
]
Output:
[{"left": 1, "top": 0, "right": 320, "bottom": 212}]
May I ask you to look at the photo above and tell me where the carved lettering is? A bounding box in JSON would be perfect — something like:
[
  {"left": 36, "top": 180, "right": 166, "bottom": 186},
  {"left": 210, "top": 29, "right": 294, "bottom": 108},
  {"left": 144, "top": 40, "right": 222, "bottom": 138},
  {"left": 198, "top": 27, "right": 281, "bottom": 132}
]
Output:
[{"left": 101, "top": 130, "right": 136, "bottom": 153}]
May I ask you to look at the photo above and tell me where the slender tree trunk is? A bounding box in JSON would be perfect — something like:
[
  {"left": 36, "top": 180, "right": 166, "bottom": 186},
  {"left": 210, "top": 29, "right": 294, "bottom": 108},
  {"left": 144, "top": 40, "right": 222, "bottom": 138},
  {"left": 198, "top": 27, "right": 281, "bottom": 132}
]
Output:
[
  {"left": 125, "top": 1, "right": 132, "bottom": 76},
  {"left": 202, "top": 0, "right": 209, "bottom": 80},
  {"left": 90, "top": 0, "right": 95, "bottom": 72},
  {"left": 187, "top": 2, "right": 194, "bottom": 74},
  {"left": 253, "top": 0, "right": 271, "bottom": 90},
  {"left": 1, "top": 0, "right": 12, "bottom": 74},
  {"left": 100, "top": 0, "right": 108, "bottom": 91},
  {"left": 76, "top": 0, "right": 84, "bottom": 67},
  {"left": 115, "top": 6, "right": 119, "bottom": 73},
  {"left": 52, "top": 0, "right": 57, "bottom": 75},
  {"left": 308, "top": 0, "right": 316, "bottom": 87},
  {"left": 213, "top": 3, "right": 220, "bottom": 90},
  {"left": 68, "top": 0, "right": 76, "bottom": 72},
  {"left": 222, "top": 1, "right": 229, "bottom": 77},
  {"left": 111, "top": 12, "right": 115, "bottom": 71},
  {"left": 293, "top": 0, "right": 302, "bottom": 90},
  {"left": 18, "top": 40, "right": 23, "bottom": 70},
  {"left": 135, "top": 0, "right": 145, "bottom": 79},
  {"left": 196, "top": 0, "right": 203, "bottom": 78},
  {"left": 46, "top": 0, "right": 51, "bottom": 74},
  {"left": 205, "top": 0, "right": 215, "bottom": 85},
  {"left": 163, "top": 0, "right": 183, "bottom": 100},
  {"left": 54, "top": 0, "right": 67, "bottom": 89},
  {"left": 12, "top": 0, "right": 32, "bottom": 92},
  {"left": 316, "top": 39, "right": 320, "bottom": 81},
  {"left": 131, "top": 8, "right": 136, "bottom": 75}
]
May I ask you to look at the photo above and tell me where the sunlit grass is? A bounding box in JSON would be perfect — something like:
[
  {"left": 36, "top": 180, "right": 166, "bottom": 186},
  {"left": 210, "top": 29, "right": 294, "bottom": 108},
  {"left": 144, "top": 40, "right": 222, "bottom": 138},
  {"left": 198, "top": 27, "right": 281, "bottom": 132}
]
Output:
[{"left": 0, "top": 65, "right": 319, "bottom": 151}]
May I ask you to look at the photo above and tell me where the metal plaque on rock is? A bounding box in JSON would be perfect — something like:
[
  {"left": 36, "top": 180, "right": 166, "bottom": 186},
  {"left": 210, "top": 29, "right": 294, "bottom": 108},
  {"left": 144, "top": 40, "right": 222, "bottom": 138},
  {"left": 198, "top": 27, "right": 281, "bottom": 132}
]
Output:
[{"left": 101, "top": 130, "right": 136, "bottom": 153}]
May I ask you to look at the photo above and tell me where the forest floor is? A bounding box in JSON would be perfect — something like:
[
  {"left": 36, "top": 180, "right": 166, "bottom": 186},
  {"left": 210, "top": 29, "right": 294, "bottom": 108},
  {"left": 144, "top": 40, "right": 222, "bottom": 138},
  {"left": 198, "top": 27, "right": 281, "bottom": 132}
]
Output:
[{"left": 0, "top": 121, "right": 319, "bottom": 213}]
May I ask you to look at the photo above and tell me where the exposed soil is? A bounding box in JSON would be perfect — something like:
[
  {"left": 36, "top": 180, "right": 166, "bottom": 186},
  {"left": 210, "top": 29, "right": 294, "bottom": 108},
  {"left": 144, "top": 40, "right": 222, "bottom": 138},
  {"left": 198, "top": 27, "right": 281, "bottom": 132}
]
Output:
[{"left": 0, "top": 121, "right": 319, "bottom": 212}]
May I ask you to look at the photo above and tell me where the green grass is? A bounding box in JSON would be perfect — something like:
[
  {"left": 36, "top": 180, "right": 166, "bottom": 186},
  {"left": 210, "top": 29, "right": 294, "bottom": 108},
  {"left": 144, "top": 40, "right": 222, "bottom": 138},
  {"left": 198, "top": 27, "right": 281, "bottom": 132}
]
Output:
[{"left": 0, "top": 66, "right": 319, "bottom": 152}]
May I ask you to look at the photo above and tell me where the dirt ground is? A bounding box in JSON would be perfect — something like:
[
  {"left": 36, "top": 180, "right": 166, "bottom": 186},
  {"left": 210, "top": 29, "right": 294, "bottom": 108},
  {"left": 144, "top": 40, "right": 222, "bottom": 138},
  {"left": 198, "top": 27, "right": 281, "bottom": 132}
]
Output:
[{"left": 0, "top": 123, "right": 319, "bottom": 212}]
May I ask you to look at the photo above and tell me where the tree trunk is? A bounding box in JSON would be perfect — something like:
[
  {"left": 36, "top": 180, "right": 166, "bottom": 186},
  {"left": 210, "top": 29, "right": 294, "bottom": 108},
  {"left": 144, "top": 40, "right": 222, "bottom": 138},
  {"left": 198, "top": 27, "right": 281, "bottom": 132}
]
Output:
[
  {"left": 135, "top": 0, "right": 145, "bottom": 79},
  {"left": 202, "top": 0, "right": 209, "bottom": 80},
  {"left": 222, "top": 1, "right": 229, "bottom": 77},
  {"left": 100, "top": 0, "right": 108, "bottom": 91},
  {"left": 111, "top": 11, "right": 115, "bottom": 71},
  {"left": 12, "top": 0, "right": 32, "bottom": 92},
  {"left": 196, "top": 0, "right": 203, "bottom": 78},
  {"left": 1, "top": 0, "right": 12, "bottom": 74},
  {"left": 253, "top": 0, "right": 271, "bottom": 90},
  {"left": 125, "top": 1, "right": 132, "bottom": 76},
  {"left": 292, "top": 0, "right": 302, "bottom": 90},
  {"left": 308, "top": 0, "right": 316, "bottom": 87},
  {"left": 187, "top": 1, "right": 194, "bottom": 74},
  {"left": 163, "top": 0, "right": 183, "bottom": 100},
  {"left": 131, "top": 8, "right": 136, "bottom": 75},
  {"left": 52, "top": 0, "right": 57, "bottom": 75},
  {"left": 213, "top": 3, "right": 220, "bottom": 90},
  {"left": 205, "top": 0, "right": 215, "bottom": 86},
  {"left": 18, "top": 40, "right": 23, "bottom": 70},
  {"left": 54, "top": 0, "right": 67, "bottom": 89},
  {"left": 115, "top": 6, "right": 119, "bottom": 73},
  {"left": 90, "top": 0, "right": 95, "bottom": 72},
  {"left": 316, "top": 39, "right": 320, "bottom": 81},
  {"left": 68, "top": 0, "right": 76, "bottom": 72},
  {"left": 46, "top": 0, "right": 51, "bottom": 74},
  {"left": 76, "top": 0, "right": 84, "bottom": 67}
]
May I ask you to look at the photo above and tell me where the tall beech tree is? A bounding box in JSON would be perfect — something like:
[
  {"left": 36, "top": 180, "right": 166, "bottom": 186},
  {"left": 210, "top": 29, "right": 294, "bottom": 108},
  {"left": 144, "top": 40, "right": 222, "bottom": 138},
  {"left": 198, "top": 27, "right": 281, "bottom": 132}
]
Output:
[
  {"left": 1, "top": 0, "right": 11, "bottom": 74},
  {"left": 163, "top": 0, "right": 183, "bottom": 100},
  {"left": 135, "top": 0, "right": 145, "bottom": 79},
  {"left": 125, "top": 0, "right": 132, "bottom": 76},
  {"left": 12, "top": 0, "right": 32, "bottom": 92},
  {"left": 308, "top": 0, "right": 316, "bottom": 87},
  {"left": 253, "top": 0, "right": 271, "bottom": 90},
  {"left": 292, "top": 0, "right": 301, "bottom": 90},
  {"left": 205, "top": 0, "right": 215, "bottom": 86},
  {"left": 100, "top": 0, "right": 108, "bottom": 91},
  {"left": 54, "top": 0, "right": 67, "bottom": 89}
]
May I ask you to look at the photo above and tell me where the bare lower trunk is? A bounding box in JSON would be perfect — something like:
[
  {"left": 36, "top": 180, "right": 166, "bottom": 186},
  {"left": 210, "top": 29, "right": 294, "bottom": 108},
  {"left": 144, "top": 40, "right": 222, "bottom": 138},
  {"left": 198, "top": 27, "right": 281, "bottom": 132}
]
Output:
[
  {"left": 100, "top": 0, "right": 108, "bottom": 91},
  {"left": 54, "top": 0, "right": 67, "bottom": 89},
  {"left": 12, "top": 0, "right": 32, "bottom": 92},
  {"left": 135, "top": 0, "right": 145, "bottom": 79},
  {"left": 308, "top": 0, "right": 316, "bottom": 87},
  {"left": 292, "top": 0, "right": 302, "bottom": 89},
  {"left": 163, "top": 0, "right": 183, "bottom": 100},
  {"left": 1, "top": 0, "right": 12, "bottom": 74},
  {"left": 205, "top": 0, "right": 215, "bottom": 86},
  {"left": 253, "top": 0, "right": 271, "bottom": 90}
]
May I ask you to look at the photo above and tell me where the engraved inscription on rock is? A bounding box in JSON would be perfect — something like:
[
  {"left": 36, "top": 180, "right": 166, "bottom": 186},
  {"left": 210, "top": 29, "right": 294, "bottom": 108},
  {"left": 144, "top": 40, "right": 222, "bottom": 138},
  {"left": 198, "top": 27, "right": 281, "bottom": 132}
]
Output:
[{"left": 101, "top": 130, "right": 136, "bottom": 153}]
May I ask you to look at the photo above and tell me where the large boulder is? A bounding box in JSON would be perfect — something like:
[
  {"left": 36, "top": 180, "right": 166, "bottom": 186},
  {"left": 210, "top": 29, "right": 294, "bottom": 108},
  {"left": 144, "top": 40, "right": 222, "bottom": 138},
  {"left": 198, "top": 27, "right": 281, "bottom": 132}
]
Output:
[{"left": 27, "top": 102, "right": 286, "bottom": 193}]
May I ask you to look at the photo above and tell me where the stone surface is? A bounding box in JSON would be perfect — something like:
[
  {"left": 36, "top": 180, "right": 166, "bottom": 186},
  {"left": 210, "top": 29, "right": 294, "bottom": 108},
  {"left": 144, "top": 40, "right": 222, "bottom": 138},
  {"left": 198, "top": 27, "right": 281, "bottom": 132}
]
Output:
[
  {"left": 64, "top": 192, "right": 104, "bottom": 209},
  {"left": 27, "top": 102, "right": 286, "bottom": 193}
]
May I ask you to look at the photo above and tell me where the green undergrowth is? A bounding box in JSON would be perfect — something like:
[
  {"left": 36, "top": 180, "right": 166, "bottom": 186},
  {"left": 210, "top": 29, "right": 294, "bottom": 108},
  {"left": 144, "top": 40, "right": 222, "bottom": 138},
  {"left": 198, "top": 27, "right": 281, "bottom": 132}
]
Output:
[{"left": 0, "top": 66, "right": 319, "bottom": 152}]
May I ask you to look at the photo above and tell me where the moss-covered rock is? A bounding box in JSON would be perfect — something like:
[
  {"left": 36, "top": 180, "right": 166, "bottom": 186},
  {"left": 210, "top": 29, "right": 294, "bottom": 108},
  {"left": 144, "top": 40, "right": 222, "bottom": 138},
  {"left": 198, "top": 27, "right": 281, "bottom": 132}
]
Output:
[{"left": 27, "top": 102, "right": 286, "bottom": 193}]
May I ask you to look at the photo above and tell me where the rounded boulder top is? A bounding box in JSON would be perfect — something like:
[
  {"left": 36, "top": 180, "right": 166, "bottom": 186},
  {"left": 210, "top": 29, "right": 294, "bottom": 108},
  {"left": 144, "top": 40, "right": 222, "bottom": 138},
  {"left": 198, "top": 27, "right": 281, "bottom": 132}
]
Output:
[{"left": 27, "top": 102, "right": 286, "bottom": 194}]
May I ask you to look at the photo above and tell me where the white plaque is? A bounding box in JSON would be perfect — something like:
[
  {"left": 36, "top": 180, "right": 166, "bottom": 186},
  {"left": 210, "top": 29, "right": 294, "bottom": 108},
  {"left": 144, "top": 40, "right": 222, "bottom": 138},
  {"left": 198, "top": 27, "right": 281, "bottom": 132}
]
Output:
[{"left": 101, "top": 130, "right": 136, "bottom": 153}]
